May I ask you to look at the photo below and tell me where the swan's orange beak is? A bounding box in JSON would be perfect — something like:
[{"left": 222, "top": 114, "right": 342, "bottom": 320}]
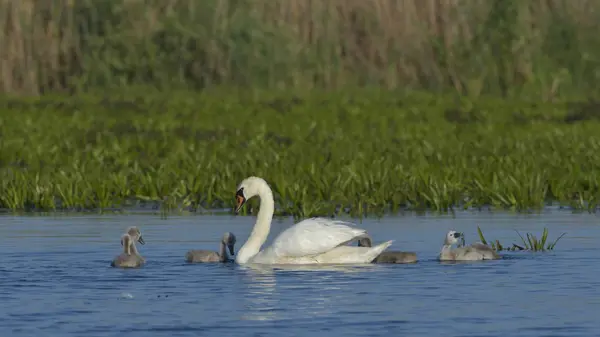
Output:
[{"left": 235, "top": 189, "right": 246, "bottom": 214}]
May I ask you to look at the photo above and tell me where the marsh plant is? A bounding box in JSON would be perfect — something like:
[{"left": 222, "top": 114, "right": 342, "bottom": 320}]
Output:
[
  {"left": 2, "top": 0, "right": 600, "bottom": 218},
  {"left": 0, "top": 90, "right": 600, "bottom": 216},
  {"left": 2, "top": 0, "right": 600, "bottom": 99},
  {"left": 476, "top": 227, "right": 567, "bottom": 252}
]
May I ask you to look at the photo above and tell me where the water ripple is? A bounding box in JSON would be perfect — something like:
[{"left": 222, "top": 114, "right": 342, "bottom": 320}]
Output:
[{"left": 0, "top": 212, "right": 598, "bottom": 337}]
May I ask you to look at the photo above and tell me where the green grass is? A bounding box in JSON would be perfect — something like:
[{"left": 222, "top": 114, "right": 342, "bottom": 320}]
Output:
[
  {"left": 1, "top": 89, "right": 600, "bottom": 217},
  {"left": 477, "top": 226, "right": 567, "bottom": 251}
]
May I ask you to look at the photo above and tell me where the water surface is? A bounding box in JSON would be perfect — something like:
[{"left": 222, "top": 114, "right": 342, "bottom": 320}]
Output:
[{"left": 0, "top": 210, "right": 598, "bottom": 337}]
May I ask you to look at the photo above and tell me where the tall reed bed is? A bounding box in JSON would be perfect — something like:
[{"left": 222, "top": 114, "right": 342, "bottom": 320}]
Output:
[
  {"left": 1, "top": 90, "right": 600, "bottom": 217},
  {"left": 1, "top": 0, "right": 600, "bottom": 97}
]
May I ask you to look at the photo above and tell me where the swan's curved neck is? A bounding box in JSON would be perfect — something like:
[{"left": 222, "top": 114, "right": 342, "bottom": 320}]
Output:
[
  {"left": 130, "top": 242, "right": 139, "bottom": 255},
  {"left": 440, "top": 243, "right": 453, "bottom": 255},
  {"left": 236, "top": 183, "right": 274, "bottom": 263},
  {"left": 219, "top": 241, "right": 228, "bottom": 262}
]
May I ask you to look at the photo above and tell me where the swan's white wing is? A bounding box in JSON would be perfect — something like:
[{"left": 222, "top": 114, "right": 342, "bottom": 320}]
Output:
[{"left": 269, "top": 217, "right": 367, "bottom": 258}]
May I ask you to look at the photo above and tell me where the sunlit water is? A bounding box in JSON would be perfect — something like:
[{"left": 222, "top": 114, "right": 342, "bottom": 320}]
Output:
[{"left": 0, "top": 210, "right": 599, "bottom": 337}]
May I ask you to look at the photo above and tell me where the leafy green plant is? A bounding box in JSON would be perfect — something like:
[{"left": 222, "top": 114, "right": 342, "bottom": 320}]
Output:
[
  {"left": 477, "top": 226, "right": 567, "bottom": 252},
  {"left": 0, "top": 90, "right": 599, "bottom": 217},
  {"left": 515, "top": 228, "right": 567, "bottom": 251}
]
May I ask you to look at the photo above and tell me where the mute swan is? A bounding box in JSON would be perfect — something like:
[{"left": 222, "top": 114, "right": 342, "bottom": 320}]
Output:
[
  {"left": 185, "top": 232, "right": 237, "bottom": 263},
  {"left": 111, "top": 233, "right": 146, "bottom": 268},
  {"left": 233, "top": 176, "right": 393, "bottom": 264},
  {"left": 439, "top": 230, "right": 500, "bottom": 261},
  {"left": 357, "top": 237, "right": 417, "bottom": 264}
]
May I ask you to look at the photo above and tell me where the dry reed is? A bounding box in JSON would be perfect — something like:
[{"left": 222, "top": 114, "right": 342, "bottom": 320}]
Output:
[{"left": 1, "top": 0, "right": 600, "bottom": 97}]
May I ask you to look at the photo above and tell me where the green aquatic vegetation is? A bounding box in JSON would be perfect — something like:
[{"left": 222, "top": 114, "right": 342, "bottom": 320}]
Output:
[
  {"left": 477, "top": 226, "right": 567, "bottom": 252},
  {"left": 514, "top": 228, "right": 567, "bottom": 251},
  {"left": 1, "top": 89, "right": 600, "bottom": 217}
]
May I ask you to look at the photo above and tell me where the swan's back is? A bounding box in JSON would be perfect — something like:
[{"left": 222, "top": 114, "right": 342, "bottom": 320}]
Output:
[
  {"left": 270, "top": 217, "right": 367, "bottom": 258},
  {"left": 374, "top": 252, "right": 418, "bottom": 264},
  {"left": 185, "top": 250, "right": 223, "bottom": 263},
  {"left": 469, "top": 243, "right": 500, "bottom": 259},
  {"left": 111, "top": 253, "right": 145, "bottom": 268},
  {"left": 357, "top": 237, "right": 418, "bottom": 264},
  {"left": 450, "top": 243, "right": 500, "bottom": 261}
]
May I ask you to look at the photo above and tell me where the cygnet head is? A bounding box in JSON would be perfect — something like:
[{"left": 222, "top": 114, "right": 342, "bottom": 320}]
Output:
[
  {"left": 445, "top": 230, "right": 463, "bottom": 245},
  {"left": 222, "top": 232, "right": 237, "bottom": 256},
  {"left": 126, "top": 226, "right": 145, "bottom": 245},
  {"left": 235, "top": 176, "right": 269, "bottom": 213},
  {"left": 357, "top": 237, "right": 373, "bottom": 247},
  {"left": 120, "top": 233, "right": 133, "bottom": 255}
]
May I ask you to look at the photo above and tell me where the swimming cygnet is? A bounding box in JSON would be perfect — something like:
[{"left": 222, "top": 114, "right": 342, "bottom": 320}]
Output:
[
  {"left": 185, "top": 232, "right": 237, "bottom": 263},
  {"left": 439, "top": 230, "right": 500, "bottom": 261},
  {"left": 111, "top": 233, "right": 146, "bottom": 268},
  {"left": 358, "top": 237, "right": 417, "bottom": 264},
  {"left": 125, "top": 226, "right": 146, "bottom": 245}
]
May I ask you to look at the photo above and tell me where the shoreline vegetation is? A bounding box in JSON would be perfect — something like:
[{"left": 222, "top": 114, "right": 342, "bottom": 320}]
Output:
[
  {"left": 1, "top": 90, "right": 600, "bottom": 217},
  {"left": 1, "top": 0, "right": 600, "bottom": 220},
  {"left": 1, "top": 0, "right": 599, "bottom": 98}
]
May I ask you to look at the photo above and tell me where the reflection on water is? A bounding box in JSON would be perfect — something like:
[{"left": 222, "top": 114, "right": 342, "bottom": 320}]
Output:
[
  {"left": 0, "top": 211, "right": 599, "bottom": 337},
  {"left": 238, "top": 264, "right": 382, "bottom": 322},
  {"left": 239, "top": 265, "right": 278, "bottom": 321},
  {"left": 244, "top": 263, "right": 382, "bottom": 273}
]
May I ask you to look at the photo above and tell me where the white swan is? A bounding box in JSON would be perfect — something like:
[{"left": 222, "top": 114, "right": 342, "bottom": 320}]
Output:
[{"left": 233, "top": 176, "right": 393, "bottom": 264}]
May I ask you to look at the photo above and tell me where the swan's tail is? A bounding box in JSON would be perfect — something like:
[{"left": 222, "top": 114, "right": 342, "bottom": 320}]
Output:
[
  {"left": 364, "top": 240, "right": 393, "bottom": 262},
  {"left": 311, "top": 240, "right": 394, "bottom": 264}
]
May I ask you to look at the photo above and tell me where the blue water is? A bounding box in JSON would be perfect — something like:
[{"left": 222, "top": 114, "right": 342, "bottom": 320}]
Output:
[{"left": 0, "top": 210, "right": 599, "bottom": 337}]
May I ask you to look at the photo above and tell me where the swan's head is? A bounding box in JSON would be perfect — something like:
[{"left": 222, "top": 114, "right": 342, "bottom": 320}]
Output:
[
  {"left": 121, "top": 233, "right": 133, "bottom": 255},
  {"left": 126, "top": 226, "right": 145, "bottom": 245},
  {"left": 357, "top": 237, "right": 373, "bottom": 247},
  {"left": 235, "top": 176, "right": 268, "bottom": 213},
  {"left": 222, "top": 232, "right": 237, "bottom": 256},
  {"left": 445, "top": 230, "right": 463, "bottom": 245}
]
